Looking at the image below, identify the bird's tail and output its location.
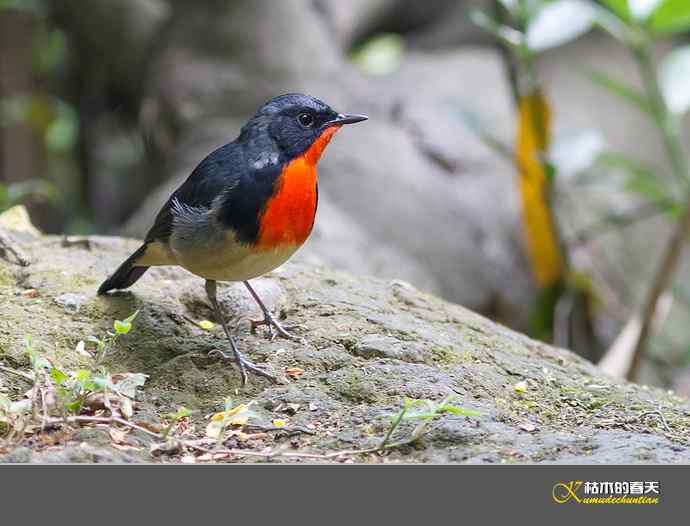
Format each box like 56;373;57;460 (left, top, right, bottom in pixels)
98;244;150;295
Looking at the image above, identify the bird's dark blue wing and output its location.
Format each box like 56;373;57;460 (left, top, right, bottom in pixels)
145;140;284;245
145;142;242;243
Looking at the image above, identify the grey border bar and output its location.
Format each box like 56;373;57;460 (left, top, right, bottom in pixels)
0;465;684;523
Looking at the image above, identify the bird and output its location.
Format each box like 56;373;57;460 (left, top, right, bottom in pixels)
98;93;367;385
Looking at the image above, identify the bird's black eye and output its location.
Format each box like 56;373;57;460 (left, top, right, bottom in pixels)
298;112;315;128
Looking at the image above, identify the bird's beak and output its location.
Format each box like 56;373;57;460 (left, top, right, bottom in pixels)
327;113;369;126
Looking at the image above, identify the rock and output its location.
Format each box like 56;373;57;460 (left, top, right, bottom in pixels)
2;226;690;464
353;334;425;363
0;205;41;237
54;293;89;313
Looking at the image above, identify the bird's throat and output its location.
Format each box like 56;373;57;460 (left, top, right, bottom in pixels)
255;126;341;250
303;125;341;165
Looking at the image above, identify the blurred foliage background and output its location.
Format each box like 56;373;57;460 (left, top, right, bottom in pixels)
3;0;690;393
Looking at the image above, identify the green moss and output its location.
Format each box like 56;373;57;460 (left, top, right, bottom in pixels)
429;346;473;366
0;266;15;287
335;369;382;404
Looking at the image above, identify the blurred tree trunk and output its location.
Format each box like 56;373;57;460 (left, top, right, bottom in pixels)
0;8;41;185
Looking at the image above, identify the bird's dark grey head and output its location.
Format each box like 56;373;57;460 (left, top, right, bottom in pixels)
239;93;367;160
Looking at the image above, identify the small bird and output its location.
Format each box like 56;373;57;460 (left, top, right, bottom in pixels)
98;93;367;384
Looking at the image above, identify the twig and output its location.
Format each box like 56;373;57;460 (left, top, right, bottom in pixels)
244;424;316;436
185;435;421;461
637;410;671;433
627;205;690;380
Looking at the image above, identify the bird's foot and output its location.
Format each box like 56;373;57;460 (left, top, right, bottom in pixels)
208;348;279;385
250;311;301;342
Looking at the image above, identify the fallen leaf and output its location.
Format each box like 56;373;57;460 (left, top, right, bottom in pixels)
22;289;39;298
199;320;215;330
514;381;528;393
108;427;128;444
285;367;305;379
120;397;134;419
519;422;537;433
206;402;255;438
272;419;287;427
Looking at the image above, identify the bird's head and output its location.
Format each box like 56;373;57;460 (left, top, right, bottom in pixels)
240;93;367;165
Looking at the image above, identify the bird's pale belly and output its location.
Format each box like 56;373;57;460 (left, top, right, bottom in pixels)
171;234;301;282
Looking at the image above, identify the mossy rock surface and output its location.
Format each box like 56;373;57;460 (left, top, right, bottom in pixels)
1;216;690;463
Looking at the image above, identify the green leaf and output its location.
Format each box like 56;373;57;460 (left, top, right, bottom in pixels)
113;320;131;335
89;375;110;392
402;410;438;421
623;171;672;205
585;68;651;114
49;367;69;385
601;0;632;20
597;152;677;212
659;45;690;115
65;400;82;413
650;0;690;34
113;310;139;334
123;310;139;324
168;407;193;420
526;0;595;52
629;0;664;21
441;405;481;417
74;369;92;383
598;151;663;176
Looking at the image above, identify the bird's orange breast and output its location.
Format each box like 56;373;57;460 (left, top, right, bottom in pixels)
255;126;340;251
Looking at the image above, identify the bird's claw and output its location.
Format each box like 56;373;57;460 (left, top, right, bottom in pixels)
250;314;301;342
208;349;279;385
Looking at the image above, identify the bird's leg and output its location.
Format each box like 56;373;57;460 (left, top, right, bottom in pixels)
244;280;299;341
205;280;277;385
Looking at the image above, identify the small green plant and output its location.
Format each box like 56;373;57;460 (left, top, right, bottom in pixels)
380;396;480;449
48;310;143;416
161;407;193;441
0;311;146;445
